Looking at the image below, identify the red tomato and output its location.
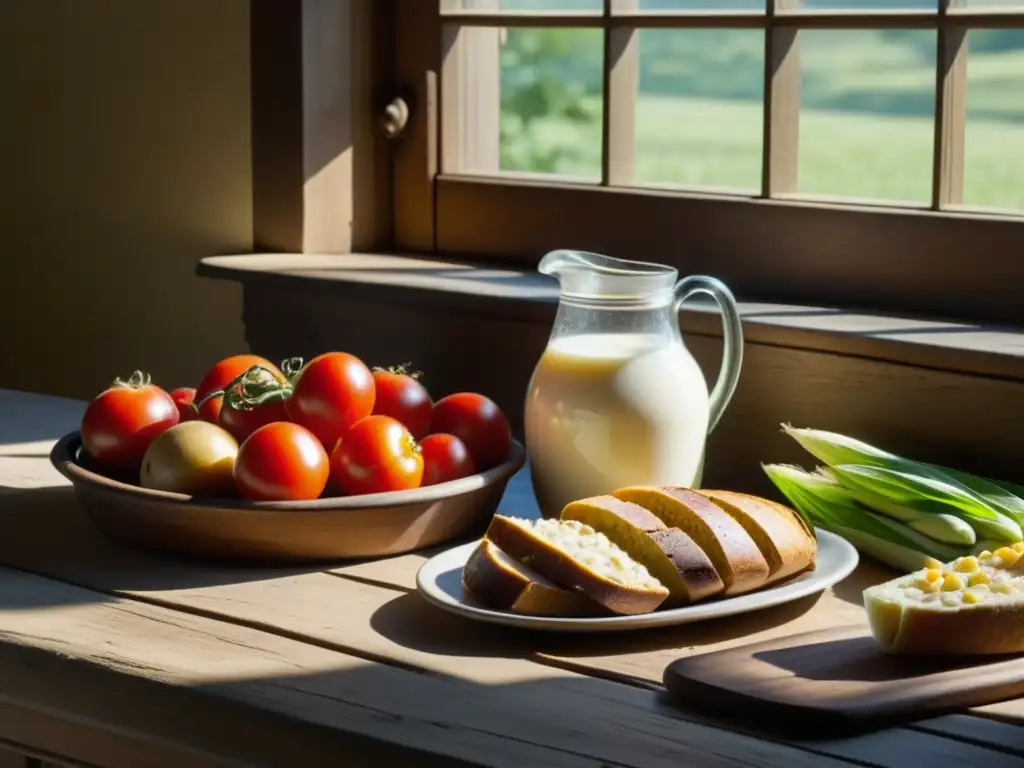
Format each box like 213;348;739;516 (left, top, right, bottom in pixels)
170;387;199;422
80;372;179;470
234;422;329;501
196;354;284;423
371;367;432;439
429;393;511;470
218;399;290;443
285;352;375;451
420;433;476;486
330;415;423;496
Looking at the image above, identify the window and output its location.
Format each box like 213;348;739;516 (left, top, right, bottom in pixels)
391;1;1024;326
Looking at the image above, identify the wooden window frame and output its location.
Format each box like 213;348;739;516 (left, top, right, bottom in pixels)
389;2;1024;326
248;2;1024;327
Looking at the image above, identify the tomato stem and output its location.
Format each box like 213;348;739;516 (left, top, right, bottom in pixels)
112;370;152;389
195;365;293;412
280;357;305;382
373;362;424;380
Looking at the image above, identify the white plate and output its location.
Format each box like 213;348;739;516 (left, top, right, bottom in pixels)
415;528;859;632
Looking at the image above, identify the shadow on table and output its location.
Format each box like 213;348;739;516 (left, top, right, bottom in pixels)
370;586;823;663
17;630;891;768
0;485;337;600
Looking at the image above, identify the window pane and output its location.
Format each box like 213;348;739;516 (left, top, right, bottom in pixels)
961;1;1024;7
633;0;764;9
797;29;936;204
633;29;764;191
499;28;604;179
798;1;936;8
964;28;1024;211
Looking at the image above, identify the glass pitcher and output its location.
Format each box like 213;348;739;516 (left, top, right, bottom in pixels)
524;250;744;519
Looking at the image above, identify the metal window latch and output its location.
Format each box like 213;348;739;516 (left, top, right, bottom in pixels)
379;96;410;139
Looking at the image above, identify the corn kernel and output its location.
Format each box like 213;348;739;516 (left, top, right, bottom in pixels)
917;578;942;594
992;582;1012;594
923;557;943;569
941;572;964;591
1013;542;1024;554
968;571;990;587
994;547;1020;567
963;590;985;605
979;550;993;559
953;556;979;573
925;568;942;582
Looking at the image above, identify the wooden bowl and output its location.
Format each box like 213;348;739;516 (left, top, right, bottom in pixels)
50;431;525;565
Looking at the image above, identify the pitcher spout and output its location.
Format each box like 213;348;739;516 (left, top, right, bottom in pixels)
538;249;603;279
537;249;677;305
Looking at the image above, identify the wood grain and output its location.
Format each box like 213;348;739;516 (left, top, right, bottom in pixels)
2;389;1021;765
251;0;389;253
432;175;1024;327
200;252;1024;380
392;0;440;251
0;567;859;768
664;625;1024;732
0;489;1015;767
0;460;1012;764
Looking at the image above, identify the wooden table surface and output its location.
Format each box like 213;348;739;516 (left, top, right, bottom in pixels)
0;388;1022;768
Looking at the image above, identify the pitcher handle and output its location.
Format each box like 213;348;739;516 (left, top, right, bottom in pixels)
674;275;744;433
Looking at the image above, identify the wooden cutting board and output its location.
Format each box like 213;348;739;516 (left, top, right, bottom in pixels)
663;624;1024;732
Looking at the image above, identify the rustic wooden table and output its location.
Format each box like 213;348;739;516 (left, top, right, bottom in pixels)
0;388;1022;768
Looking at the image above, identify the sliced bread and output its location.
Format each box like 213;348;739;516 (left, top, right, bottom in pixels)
482;515;669;615
700;490;817;585
560;495;724;605
461;539;602;617
612;486;770;596
864;545;1024;655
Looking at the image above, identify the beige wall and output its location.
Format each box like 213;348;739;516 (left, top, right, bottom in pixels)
0;1;252;401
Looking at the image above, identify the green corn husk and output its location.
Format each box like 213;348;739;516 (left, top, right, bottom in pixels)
930;465;1024;525
763;464;966;571
816;467;976;545
782;425;1024;527
906;515;977;546
828;464;1022;543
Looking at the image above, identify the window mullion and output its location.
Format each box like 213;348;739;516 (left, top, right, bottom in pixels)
933;0;969;209
762;0;801;198
603;0;639;186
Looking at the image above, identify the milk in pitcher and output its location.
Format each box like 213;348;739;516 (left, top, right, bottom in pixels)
525;331;709;518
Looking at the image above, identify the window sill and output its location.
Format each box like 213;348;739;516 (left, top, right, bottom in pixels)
199;253;1024;382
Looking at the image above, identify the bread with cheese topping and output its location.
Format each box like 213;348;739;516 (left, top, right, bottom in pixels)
864;545;1024;655
482;515;669;615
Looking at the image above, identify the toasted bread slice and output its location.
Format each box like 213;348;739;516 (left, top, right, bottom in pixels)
483;515;669;615
700;490;817;585
864;546;1024;655
461;539;602;617
612;486;770;596
561;495;724;605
